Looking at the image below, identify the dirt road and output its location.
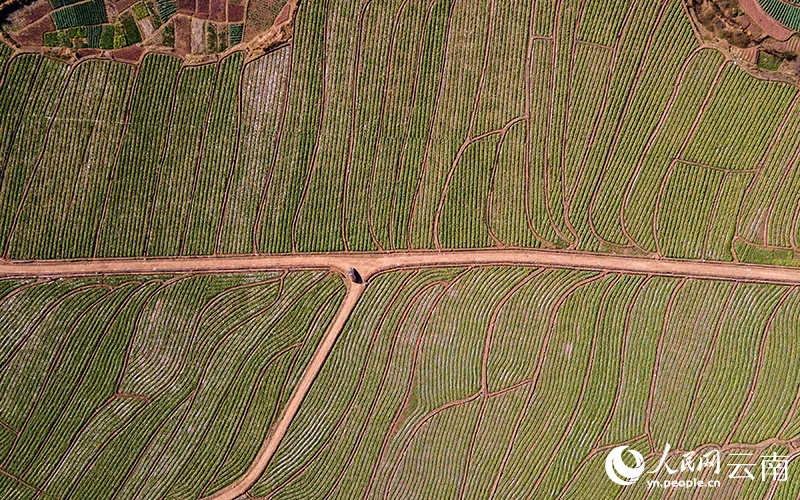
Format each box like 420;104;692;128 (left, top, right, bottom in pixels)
5;248;800;499
3;248;800;284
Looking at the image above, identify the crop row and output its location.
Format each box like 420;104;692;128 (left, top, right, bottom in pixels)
0;271;344;498
252;267;800;498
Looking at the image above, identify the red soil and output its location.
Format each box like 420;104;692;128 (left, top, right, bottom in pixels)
19;1;52;26
112;45;145;63
209;0;226;22
274;0;291;24
739;0;795;41
11;16;54;47
115;0;138;13
227;2;244;22
76;48;103;58
195;0;210;18
173;15;192;54
177;0;194;14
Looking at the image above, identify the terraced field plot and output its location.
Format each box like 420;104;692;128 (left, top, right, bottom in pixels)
0;271;344;498
1;0;800;264
252;267;800;499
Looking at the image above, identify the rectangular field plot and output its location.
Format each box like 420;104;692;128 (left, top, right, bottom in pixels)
250;267;800;499
0;271;344;499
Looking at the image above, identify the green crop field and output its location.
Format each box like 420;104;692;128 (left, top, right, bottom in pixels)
251;268;800;499
2;0;800;497
0;271;344;498
0;0;799;264
4;268;800;498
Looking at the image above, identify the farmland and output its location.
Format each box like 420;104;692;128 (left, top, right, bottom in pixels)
0;0;798;264
5;265;800;497
3;0;800;497
0;271;344;498
250;267;800;499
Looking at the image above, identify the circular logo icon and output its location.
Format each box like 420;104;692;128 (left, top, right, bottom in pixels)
605;445;645;486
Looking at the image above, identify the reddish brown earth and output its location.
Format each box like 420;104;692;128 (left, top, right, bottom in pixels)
274;0;292;24
177;0;194;14
76;47;103;57
12;15;53;47
210;0;226;22
738;0;795;41
114;0;138;13
19;1;51;25
112;45;145;62
195;0;210;19
227;2;244;22
173;15;192;54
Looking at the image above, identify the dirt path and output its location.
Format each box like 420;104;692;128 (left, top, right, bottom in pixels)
5;247;800;498
4;248;800;284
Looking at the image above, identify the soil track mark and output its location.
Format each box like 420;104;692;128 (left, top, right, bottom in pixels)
6;248;800;285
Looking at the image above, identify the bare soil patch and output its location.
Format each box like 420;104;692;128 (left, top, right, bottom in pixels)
174;14;192;54
11;14;53;47
190;16;204;54
687;0;800;84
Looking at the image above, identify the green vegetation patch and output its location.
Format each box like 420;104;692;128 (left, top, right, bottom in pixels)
86;24;102;47
757;50;784;71
228;23;243;45
0;271;344;498
43;31;61;47
131;1;149;20
119;12;142;45
156;0;177;21
162;21;174;47
99;23;115;49
735;239;800;266
43;27;88;47
50;0;107;30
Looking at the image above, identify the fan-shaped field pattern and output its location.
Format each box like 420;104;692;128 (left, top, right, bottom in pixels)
250;267;800;499
4;0;800;265
0;271;345;499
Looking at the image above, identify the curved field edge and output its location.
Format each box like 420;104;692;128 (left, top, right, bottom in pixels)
249;266;800;499
1;0;800;266
0;270;346;499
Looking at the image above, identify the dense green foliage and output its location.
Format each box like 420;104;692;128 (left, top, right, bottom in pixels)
0;271;344;498
50;0;108;30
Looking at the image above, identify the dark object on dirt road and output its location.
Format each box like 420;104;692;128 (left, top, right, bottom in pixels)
348;268;362;284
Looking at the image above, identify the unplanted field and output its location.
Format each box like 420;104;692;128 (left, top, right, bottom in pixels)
250;267;800;499
2;0;800;265
0;271;344;499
